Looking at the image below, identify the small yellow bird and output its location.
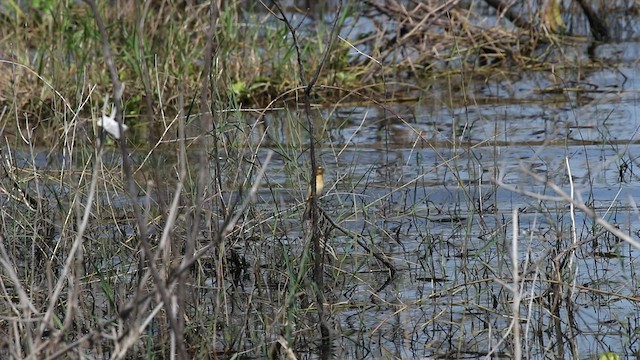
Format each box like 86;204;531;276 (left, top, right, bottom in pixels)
304;166;324;219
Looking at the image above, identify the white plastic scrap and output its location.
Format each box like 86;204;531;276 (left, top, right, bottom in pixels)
98;103;128;139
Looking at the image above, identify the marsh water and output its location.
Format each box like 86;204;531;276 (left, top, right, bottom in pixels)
9;49;640;359
5;2;640;358
246;51;640;358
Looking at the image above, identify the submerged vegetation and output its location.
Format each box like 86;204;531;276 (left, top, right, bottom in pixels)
1;0;639;359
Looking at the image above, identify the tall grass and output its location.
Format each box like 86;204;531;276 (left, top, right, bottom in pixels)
1;0;638;359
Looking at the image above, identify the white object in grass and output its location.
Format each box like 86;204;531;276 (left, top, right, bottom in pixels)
98;104;128;139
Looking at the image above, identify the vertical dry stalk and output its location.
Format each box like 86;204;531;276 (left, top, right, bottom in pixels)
510;209;521;360
83;1;187;358
134;0;159;145
25;120;100;356
497;166;640;250
271;0;343;350
176;0;219;356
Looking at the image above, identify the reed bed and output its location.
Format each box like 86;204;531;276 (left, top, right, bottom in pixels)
0;0;638;359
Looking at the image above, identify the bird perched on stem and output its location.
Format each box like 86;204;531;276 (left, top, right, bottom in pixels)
304;166;324;219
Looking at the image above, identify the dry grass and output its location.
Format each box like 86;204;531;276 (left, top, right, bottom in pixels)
0;0;617;146
0;0;638;359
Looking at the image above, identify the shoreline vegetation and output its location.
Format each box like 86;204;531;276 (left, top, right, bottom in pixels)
0;0;617;146
0;1;637;359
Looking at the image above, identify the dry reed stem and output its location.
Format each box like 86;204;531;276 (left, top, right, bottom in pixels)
494;164;640;250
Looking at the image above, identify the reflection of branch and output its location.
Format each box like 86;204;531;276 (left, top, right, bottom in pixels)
493;165;640;250
574;0;609;41
483;0;533;30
